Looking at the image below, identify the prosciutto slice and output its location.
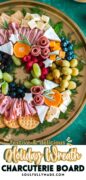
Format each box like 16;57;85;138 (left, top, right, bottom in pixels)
23;100;31;116
33;95;44;105
31;86;44;95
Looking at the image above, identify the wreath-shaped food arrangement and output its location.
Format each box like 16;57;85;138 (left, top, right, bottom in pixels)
0;8;85;136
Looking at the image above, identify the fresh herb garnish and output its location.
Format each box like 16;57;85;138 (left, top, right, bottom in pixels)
72;41;84;50
59;100;75;119
5;9;15;15
30;6;43;15
21;8;27;16
3;20;9;29
19;34;31;45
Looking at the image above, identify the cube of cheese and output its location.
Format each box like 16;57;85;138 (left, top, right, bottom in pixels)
46;106;60;122
59;104;67;113
11;10;23;20
21;19;29;27
28;19;37;29
31;14;41;21
41;15;50;23
37;21;45;30
24;13;31;20
1;13;10;23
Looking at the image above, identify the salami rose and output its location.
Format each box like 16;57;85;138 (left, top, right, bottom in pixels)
33;94;44;105
31;86;44;95
37;36;49;48
41;47;50;59
31;45;41;56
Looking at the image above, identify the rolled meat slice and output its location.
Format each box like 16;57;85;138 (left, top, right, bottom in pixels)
31;86;44;95
37;36;49;48
23;100;31;116
41;47;50;59
31;45;41;56
33;94;44;105
27;102;36;115
0;29;7;45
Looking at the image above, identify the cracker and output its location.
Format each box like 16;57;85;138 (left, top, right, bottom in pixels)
18;114;40;130
4;118;20;129
0;116;6;128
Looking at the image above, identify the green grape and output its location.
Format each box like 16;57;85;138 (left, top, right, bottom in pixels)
24;80;33;88
12;55;21;66
33;63;41;78
31;70;37;78
3;72;13;83
2;81;9;95
31;78;42;85
0;70;3;79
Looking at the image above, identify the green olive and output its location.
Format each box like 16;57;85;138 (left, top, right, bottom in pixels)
24;81;33;89
68;81;76;90
62;60;70;67
62;67;72;75
50;63;56;70
71;68;79;76
63;75;71;81
56;86;65;92
52;69;60;79
70;59;78;67
46;73;53;80
60;80;69;88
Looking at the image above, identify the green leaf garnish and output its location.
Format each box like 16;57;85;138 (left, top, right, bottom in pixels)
30;6;43;15
21;8;27;16
72;41;84;50
4;9;15;15
19;34;31;45
3;20;9;29
54;21;63;35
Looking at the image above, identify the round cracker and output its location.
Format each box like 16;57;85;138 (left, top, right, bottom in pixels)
18;114;40;130
4;118;20;129
0;116;6;128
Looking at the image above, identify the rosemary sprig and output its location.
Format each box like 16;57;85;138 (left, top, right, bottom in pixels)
3;20;9;29
19;34;31;46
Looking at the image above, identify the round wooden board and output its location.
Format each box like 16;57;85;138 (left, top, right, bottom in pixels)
0;0;86;143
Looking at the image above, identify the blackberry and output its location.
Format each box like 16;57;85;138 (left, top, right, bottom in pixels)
0;52;14;72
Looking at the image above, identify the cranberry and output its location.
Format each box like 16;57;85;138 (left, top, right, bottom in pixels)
22;54;31;63
40;74;46;80
31;56;38;63
42;67;48;75
25;61;33;72
38;61;45;68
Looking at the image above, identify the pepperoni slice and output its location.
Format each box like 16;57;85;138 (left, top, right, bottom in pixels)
37;36;49;48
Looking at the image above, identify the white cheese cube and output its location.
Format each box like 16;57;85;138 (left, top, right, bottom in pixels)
0;42;13;55
28;19;37;29
37;21;45;30
41;15;50;23
49;50;60;55
24;93;33;103
59;104;67;113
46;106;60;122
44;79;59;90
24;13;31;20
43;58;53;68
63;98;71;107
31;14;41;21
44;27;61;41
36;105;49;123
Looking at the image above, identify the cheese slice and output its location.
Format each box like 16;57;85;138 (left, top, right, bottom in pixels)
43;58;53;68
49;50;60;55
41;15;50;23
36;105;49;123
24;93;33;103
0;42;13;55
31;14;40;21
9;34;19;44
59;104;67;113
44;27;61;41
44;79;59;90
46;106;60;122
28;19;37;29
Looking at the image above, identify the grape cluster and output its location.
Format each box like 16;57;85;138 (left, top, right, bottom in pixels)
61;37;74;61
0;52;14;72
8;82;28;98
